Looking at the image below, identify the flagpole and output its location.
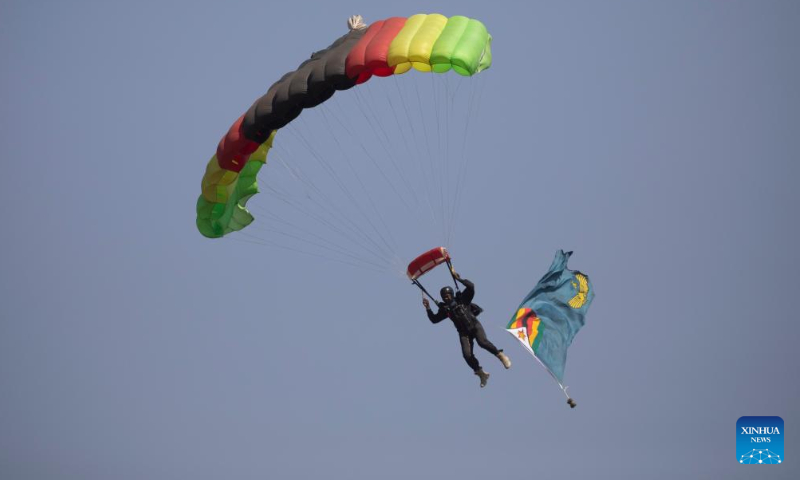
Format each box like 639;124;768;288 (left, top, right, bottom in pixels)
504;327;577;409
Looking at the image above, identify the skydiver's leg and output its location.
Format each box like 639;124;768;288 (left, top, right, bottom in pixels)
474;321;512;369
473;321;501;355
459;334;480;371
461;334;490;387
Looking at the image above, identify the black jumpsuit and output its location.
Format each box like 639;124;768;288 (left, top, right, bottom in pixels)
426;277;502;372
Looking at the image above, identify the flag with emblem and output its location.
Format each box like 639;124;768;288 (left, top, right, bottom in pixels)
506;250;594;406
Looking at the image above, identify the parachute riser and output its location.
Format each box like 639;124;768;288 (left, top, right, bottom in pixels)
412;279;438;304
445;259;460;292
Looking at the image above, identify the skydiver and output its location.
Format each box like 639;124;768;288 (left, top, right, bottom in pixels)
423;272;511;388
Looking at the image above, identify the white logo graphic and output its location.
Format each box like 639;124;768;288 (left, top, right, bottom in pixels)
739;449;782;464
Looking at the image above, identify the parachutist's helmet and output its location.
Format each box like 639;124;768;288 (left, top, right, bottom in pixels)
440;286;454;302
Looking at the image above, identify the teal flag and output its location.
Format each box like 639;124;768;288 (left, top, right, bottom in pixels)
506;250;594;404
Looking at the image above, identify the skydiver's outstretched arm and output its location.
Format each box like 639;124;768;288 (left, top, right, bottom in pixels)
423;298;448;324
455;275;475;304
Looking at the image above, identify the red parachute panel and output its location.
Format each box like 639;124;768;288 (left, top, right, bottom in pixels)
346;20;384;82
217;115;260;172
364;17;406;77
407;247;450;280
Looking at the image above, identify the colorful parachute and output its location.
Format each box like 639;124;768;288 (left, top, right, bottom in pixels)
506;250;595;408
197;14;493;238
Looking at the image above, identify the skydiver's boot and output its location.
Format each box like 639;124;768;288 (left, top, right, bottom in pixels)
496;351;512;369
475;369;490;388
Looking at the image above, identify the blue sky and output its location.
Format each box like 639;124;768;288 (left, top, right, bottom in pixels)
1;1;798;478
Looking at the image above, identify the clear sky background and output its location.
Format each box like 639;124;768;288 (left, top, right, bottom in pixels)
1;1;798;478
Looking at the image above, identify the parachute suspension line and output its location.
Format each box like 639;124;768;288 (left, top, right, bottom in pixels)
248;205;389;270
447;75;466;247
245;220;391;271
443;77;467;248
458;75;486;233
443;74;454;248
260;150;393;267
351;88;398;163
393;76;439;229
433;77;449;246
255;74;484;272
232;231;387;274
266;141;393;263
447;76;484;248
371;79;438;221
352;86;418;209
346;89;414;211
430;72;447;245
410;79;437;203
447;88;472;247
443;74;458;249
445;71;466;245
315;94;356;137
382;79;438;230
285;123;399;260
437;74;454;247
431;71;443;187
449;72;464;102
373;76;448;246
318;104;399;214
260;155;359;251
250;200;378;268
271;133;397;263
315;104;407;268
294;117;402;266
291;115;396;244
319;96;413;218
413;78;446;244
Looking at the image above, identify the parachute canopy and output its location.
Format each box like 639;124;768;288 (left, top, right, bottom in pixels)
197;14;493;238
407;247;451;280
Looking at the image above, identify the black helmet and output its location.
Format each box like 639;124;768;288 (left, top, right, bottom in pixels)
440;286;454;300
